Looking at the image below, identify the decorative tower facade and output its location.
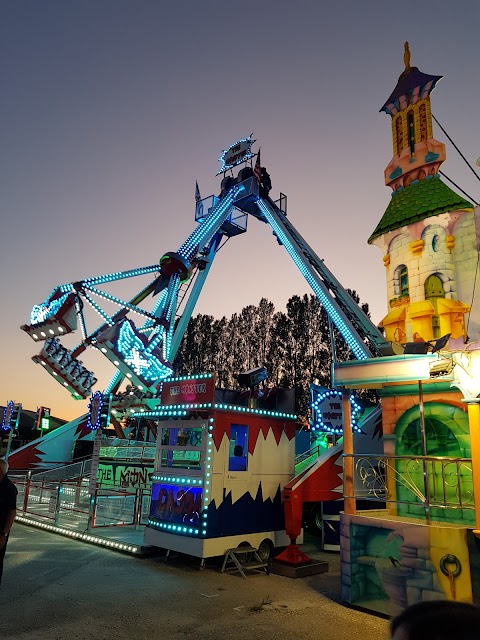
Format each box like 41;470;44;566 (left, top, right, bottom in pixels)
369;43;479;346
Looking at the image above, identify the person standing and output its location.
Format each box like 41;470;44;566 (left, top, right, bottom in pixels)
0;458;17;587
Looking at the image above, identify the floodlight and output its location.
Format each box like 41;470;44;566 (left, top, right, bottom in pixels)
430;333;451;353
404;342;430;355
236;367;268;388
378;342;405;356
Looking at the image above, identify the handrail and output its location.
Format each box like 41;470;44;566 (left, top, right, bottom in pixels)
30;458;92;483
295;444;322;464
13;473;151;530
99;441;155;463
343;452;474;514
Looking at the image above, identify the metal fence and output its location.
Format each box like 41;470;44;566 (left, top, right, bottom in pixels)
99;440;155;463
344;453;474;515
29;458;92;484
12;474;151;531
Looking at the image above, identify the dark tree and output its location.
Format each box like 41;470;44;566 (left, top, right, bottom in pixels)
173;290;377;419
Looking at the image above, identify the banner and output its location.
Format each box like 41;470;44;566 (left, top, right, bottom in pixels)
97;462;154;489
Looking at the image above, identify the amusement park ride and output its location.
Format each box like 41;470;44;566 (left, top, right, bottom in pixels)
12;136;392;562
20;136;391;406
7;44;480;609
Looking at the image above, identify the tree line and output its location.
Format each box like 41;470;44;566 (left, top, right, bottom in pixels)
173;291;374;419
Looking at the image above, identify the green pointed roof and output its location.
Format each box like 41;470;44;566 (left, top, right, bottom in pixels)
369;176;473;243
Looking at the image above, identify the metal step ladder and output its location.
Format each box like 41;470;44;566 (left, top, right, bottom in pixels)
221;546;269;579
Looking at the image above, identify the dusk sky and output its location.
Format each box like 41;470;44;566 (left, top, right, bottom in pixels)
1;1;479;421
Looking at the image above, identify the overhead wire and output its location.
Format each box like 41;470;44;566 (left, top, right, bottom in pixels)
432;114;480;183
466;250;479;339
439;170;479;206
432;113;480;338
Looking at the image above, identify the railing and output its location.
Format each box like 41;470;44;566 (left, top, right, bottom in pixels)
295;443;324;465
99;439;155;463
344;453;474;515
12;475;151;531
93;487;151;527
29;457;92;484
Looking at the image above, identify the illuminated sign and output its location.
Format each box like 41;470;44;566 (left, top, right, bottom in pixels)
22;292;78;340
87;391;105;430
1;401;14;431
150;483;202;525
95;319;173;392
161;375;216;405
217;136;255;175
310;387;361;434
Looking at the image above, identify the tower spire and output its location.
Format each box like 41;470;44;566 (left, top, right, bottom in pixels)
403;41;411;73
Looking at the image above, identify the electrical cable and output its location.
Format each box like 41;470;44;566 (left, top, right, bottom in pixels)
432;114;480;333
439;171;479;205
433;114;480;183
466;249;480;338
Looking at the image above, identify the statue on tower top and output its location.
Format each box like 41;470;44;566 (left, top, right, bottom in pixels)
403;41;411;73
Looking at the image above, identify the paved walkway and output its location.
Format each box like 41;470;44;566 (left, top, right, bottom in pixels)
1;525;389;640
16;511;149;555
16;510;330;567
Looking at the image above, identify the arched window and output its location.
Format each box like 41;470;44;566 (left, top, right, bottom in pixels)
408;111;415;157
395;115;404;153
400;266;409;297
419;103;428;142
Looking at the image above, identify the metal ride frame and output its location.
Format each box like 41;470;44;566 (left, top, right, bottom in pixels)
22;162;391;405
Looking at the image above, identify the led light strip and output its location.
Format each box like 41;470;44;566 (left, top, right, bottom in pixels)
152;475;203;484
178;184;244;261
141;289;168;331
162;373;214;382
83;285;159;321
202;417;214;535
131;404;211;418
213;403;296;419
83;264;159;287
256;198;369;360
15;516;142;555
147;518;200;536
132;403;296;420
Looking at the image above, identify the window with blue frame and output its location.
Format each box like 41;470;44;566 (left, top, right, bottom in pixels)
400;265;409;296
229;424;248;471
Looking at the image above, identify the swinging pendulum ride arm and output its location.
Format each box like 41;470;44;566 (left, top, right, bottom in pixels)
105;230;225;392
253;196;389;360
23;183;245;399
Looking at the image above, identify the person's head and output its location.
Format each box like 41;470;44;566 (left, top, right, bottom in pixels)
391;600;480;640
233;445;243;457
0;458;8;480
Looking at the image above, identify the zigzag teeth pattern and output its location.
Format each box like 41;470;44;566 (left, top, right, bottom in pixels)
211;430;295;507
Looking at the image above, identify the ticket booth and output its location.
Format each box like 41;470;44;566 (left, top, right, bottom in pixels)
144;374;298;560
